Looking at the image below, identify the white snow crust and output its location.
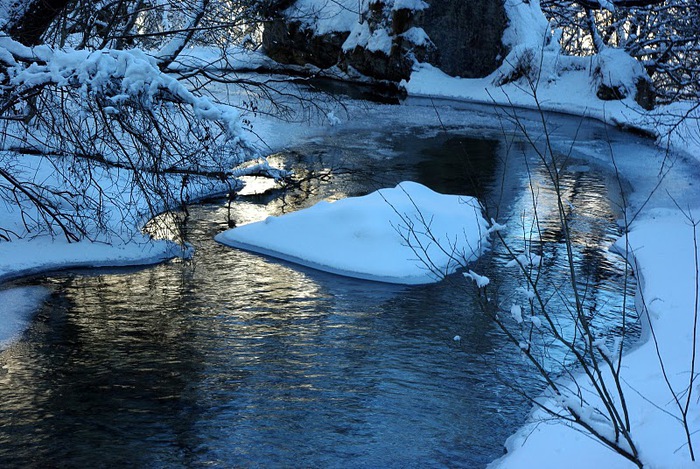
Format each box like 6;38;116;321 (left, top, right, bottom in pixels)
284;0;358;35
215;182;489;284
593;47;648;98
0;238;187;285
400;27;430;47
392;0;428;11
343;21;394;55
286;0;428;36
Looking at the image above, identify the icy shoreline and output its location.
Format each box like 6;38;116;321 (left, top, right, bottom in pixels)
489;215;700;469
405;63;700;165
401;61;700;469
0;237;189;285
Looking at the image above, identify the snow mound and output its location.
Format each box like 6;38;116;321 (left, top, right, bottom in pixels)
592;47;648;99
215;182;489;284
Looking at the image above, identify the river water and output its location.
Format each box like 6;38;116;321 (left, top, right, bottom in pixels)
0;111;637;467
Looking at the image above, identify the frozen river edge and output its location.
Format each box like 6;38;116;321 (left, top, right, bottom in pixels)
404;69;700;467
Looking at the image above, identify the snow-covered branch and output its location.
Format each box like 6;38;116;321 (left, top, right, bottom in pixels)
0;1;291;242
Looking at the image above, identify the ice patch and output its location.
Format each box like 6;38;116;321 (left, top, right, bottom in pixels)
0;286;50;349
215;181;489;285
0;237;188;283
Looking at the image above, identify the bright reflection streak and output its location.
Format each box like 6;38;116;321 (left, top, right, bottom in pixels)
237;176;278;196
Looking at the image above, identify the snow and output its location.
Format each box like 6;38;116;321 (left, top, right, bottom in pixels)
404;62;700;169
406;61;606;123
343;22;372;53
284;0;359;36
492;216;700;469
284;0;430;57
154;0;205;64
343;22;393;55
0;237;188;285
285;0;428;36
464;270;490;288
215;182;489;285
392;0;428;11
592;47;649;98
400;27;431;47
510;304;523;324
4;37;247;138
506;252;542;269
281;0;428;58
163;45;279;72
365;28;393;54
502;0;551;51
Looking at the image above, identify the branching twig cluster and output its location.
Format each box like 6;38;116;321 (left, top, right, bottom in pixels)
541;0;700;103
0;0;341;243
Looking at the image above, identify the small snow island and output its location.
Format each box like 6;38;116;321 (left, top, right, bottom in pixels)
215;181;490;284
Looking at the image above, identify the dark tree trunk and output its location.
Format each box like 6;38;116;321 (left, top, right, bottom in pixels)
6;0;71;45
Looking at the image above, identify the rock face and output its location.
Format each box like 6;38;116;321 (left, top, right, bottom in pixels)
418;0;507;78
262;0;508;82
263;20;349;71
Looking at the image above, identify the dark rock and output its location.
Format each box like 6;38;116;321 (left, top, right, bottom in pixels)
634;77;656;110
261;0;509;82
596;83;626;101
418;0;508;78
342;45;412;82
262;19;349;70
596;77;656;110
392;8;413;35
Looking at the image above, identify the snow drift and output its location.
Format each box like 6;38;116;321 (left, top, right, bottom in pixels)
215;181;489;284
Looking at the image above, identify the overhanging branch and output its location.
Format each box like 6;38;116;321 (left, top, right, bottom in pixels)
575;0;665;8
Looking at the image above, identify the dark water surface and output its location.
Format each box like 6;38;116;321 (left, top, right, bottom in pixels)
1;124;635;467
